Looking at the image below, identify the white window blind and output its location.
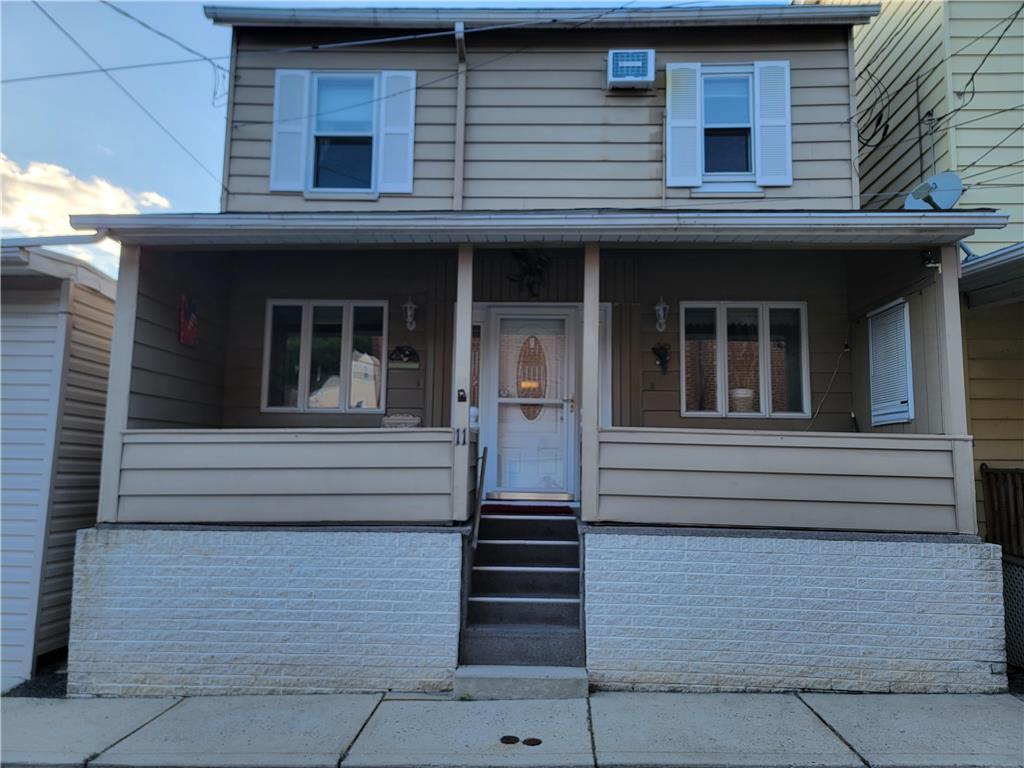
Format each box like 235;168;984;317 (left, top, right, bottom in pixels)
868;300;914;426
269;70;311;191
753;60;792;187
665;63;702;187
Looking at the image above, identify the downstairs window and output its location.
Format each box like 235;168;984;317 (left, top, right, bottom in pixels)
680;301;810;417
263;300;387;413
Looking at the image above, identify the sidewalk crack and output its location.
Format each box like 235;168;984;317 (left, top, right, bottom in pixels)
795;692;871;768
84;696;184;766
337;692;385;767
586;694;598;768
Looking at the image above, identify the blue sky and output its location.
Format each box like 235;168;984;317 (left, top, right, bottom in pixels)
1;0;786;274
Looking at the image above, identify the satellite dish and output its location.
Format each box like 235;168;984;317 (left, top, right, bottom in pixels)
904;171;964;210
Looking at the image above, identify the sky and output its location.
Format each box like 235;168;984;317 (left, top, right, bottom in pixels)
0;0;788;275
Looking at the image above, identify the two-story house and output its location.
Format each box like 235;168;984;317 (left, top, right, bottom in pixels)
66;3;1010;697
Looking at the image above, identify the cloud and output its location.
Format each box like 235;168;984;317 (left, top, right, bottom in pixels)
0;153;171;276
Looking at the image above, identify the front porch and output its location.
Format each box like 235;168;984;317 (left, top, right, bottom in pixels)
100;235;977;535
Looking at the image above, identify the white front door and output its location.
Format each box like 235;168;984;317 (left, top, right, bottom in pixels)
481;307;578;500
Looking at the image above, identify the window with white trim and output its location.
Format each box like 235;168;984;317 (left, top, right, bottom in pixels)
262;300;388;413
666;61;792;189
868;299;914;426
680;302;810;417
269;69;416;195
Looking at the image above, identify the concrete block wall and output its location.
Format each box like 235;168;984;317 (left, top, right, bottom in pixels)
585;530;1007;693
68;528;462;696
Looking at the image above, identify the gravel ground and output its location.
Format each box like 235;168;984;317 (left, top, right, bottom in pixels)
2;650;68;698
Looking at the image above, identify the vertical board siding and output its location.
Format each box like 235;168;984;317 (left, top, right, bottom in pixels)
36;284;114;655
219;250;455;428
965;300;1024;536
226;27;855;212
116;429;455;522
0;283;65;688
596;428;964;532
128;251;230;429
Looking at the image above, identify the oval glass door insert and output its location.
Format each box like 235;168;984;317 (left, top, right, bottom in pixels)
516;334;547;421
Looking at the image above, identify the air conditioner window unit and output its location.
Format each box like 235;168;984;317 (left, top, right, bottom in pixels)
607;49;655;89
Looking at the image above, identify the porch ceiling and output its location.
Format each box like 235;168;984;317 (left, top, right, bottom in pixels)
68;210;1008;249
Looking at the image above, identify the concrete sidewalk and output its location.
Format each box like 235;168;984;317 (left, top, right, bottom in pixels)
2;691;1021;768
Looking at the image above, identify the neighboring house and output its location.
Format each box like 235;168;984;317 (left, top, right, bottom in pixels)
0;242;115;692
845;0;1023;254
843;0;1023;534
66;3;1012;697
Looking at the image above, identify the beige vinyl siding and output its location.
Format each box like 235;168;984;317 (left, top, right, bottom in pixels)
596;427;966;532
846;250;945;434
853;0;952;209
225;27;856;212
0;281;65;688
947;0;1024;254
965;300;1024;536
116;429;455;522
36;284;113;656
128;251;230;429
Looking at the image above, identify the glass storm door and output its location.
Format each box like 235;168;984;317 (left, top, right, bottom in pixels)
484;309;577;500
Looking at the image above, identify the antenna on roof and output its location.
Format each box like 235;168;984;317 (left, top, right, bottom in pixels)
903;171;964;211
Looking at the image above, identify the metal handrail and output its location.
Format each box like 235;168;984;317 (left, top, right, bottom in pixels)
471;446;488;551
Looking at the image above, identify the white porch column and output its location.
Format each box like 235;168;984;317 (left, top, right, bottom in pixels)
451;244;474;521
96;244;140;523
581;244;601;521
936;243;975;534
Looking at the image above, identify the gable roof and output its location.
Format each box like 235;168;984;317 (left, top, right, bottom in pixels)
1;240;117;299
204;3;880;29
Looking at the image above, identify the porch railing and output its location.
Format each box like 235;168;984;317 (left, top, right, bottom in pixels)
114;428;457;524
591;427;976;534
981;464;1024;559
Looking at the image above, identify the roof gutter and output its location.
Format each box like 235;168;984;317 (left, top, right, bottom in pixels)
203;4;880;29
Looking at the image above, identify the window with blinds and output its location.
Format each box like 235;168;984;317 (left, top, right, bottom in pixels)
868;299;914;426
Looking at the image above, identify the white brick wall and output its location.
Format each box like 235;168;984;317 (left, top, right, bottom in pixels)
585;532;1006;693
69;528;462;696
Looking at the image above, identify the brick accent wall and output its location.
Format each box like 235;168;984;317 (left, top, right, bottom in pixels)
584;531;1006;693
68;528;462;696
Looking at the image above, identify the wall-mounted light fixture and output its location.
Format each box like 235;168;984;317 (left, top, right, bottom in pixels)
654;296;669;332
402;297;418;331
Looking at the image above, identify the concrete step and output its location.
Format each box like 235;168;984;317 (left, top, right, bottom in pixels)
459;624;585;666
478;514;579;541
474;540;580;567
468;595;580;626
453;665;589;700
472;565;580;596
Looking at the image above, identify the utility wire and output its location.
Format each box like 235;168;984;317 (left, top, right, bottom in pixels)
3;0;712;85
99;0;228;105
31;1;227;194
960;125;1024;175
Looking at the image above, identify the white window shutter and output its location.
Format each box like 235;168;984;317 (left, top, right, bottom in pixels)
754;61;792;187
868;300;914;426
269;70;311;191
665;63;702;187
378;70;417;193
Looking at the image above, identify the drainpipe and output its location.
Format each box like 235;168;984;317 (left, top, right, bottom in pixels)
453;21;467;211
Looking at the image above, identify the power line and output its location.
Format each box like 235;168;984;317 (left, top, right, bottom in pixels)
2;0;713;86
859;102;1024;155
99;0;228;105
30;1;226;194
959;125;1024;176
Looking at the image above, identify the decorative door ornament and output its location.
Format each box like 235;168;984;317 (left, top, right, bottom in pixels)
508;250;550;298
516;334;547;421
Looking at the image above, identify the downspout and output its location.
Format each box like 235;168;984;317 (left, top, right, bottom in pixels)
453;21;467;211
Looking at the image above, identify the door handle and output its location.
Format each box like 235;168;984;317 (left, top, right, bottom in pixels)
562;396;575;413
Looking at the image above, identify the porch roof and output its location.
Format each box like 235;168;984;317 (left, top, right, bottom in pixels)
69;210;1008;249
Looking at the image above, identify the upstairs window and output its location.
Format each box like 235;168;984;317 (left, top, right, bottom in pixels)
269;70;416;195
680;302;809;418
263;300;388;413
666;61;792;189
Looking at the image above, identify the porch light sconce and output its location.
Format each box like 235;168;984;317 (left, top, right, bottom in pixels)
652;342;671;375
402;297;418;331
654;296;669;332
